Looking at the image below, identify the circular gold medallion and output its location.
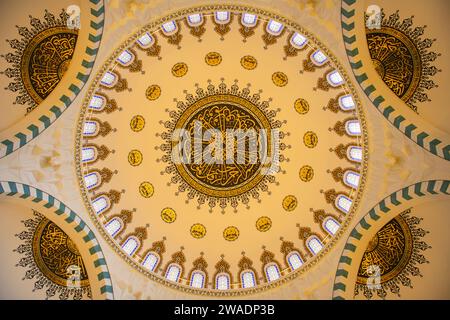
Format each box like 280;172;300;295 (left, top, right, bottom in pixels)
272;72;288;87
223;226;239;241
190;223;206;239
128;150;143;166
205;52;222;66
294;98;310;114
172;62;188;77
299;165;314;182
282;195;298;212
303;131;318;148
145;85;161;101
130;115;145;132
240;55;257;70
161;207;176;223
256;216;272;232
139;181;154;198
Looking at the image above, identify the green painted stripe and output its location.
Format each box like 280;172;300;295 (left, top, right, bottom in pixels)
429;139;441;155
27;124;39;138
443;145;450;161
393;115;405;129
90;20;104;31
97;271;111;280
355;73;368;84
372;95;384;107
368;208;380;221
413;183;425;196
60;95;71;108
350;228;362;240
336;269;349;278
75;219;86;232
0;183;4;193
50;106;62;118
333;296;345;300
89;244;102;254
82;60;94;69
91;6;105;17
65;210;76;223
100;285;114;294
341;21;354;31
83;230;95;242
2;140;14;155
416;132;429;147
55;202;66;215
339;256;352;265
427;180;438;194
69;84;80;95
402;187;412;200
379;199;390;213
44;195;55;208
350;60;362;69
20;184;30;199
33;189;43;202
344;243;356;252
346;48;359;57
343;34;356;44
382;106;394;118
89;33;102;43
440;181;449;194
390;193;401;206
7;181;18;195
341;8;355;19
39;115;51;128
77;72;89;82
94;258;107;268
333;282;346;291
343;0;356;5
14;133;27;147
404;124;417;138
360;217;371;230
85;46;99;56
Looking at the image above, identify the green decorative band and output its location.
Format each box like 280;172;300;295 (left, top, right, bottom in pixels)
332;179;449;300
0;180;114;300
0;0;105;159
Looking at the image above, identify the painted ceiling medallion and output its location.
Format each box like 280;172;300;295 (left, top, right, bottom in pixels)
14;211;91;300
365;10;440;112
355;209;430;299
1;9;78;113
76;5;367;296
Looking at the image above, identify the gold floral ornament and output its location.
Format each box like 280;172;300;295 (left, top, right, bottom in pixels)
223;226;239;241
190;223;206;239
145;84;161;100
205;52;222;66
161;207;176;223
128;149;143;166
272;72;288;87
1;9;77;113
256;216;272;232
14;211;91;300
139;182;154;198
130;115;145;132
172;62;188;77
303;131;318;148
240;55;258;70
282;195;298;212
299;165;314;182
294;98;310;114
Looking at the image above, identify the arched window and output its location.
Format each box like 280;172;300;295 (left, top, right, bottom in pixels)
311;49;327;66
117;49;134;66
266;19;284;35
190;271;206;289
105;217;123;237
214;11;230;24
187;13;203;27
161;21;177;34
84;172;99;190
81;147;96;163
290;32;308;49
264;263;281;282
344;170;360;188
215;273;231;290
83;121;98;136
345;120;361;136
323;217;340;236
241;13;257;27
89;94;106;111
122;236;140;256
100;71;117;87
307;236;323;255
347;146;363;162
241;270;256;288
338;94;355;111
336;195;352;214
91;196;109;215
286;252;303;271
326;70;345;87
136;32;154;48
165;264;182;282
142;252;160;272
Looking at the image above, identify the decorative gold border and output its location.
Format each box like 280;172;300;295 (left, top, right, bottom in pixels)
75;4;369;296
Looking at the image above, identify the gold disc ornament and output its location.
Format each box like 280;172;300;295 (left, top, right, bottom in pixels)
272;72;288;87
145;85;161;100
223;226;240;241
190;223;206;239
161;207;176;223
240;55;257;70
299;165;314;182
282;195;298;212
139;181;154;198
128;150;143;166
130;115;145;132
303;131;318;148
294;98;310;114
172;62;188;77
205;52;222;66
256;216;272;232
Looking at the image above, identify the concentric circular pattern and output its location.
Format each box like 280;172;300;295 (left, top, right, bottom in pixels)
76;5;368;295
